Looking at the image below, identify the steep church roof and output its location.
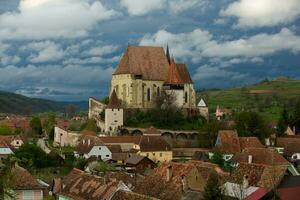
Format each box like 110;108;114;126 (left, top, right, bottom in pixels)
166;58;184;85
176;63;193;84
107;90;122;109
113;46;170;81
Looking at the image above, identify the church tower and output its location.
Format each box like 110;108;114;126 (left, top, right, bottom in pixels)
105;90;123;135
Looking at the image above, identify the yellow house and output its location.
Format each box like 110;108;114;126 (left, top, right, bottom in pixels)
133;135;173;163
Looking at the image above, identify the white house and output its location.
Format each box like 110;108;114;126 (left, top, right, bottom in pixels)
105;90;123;134
197;98;209;119
75;135;112;161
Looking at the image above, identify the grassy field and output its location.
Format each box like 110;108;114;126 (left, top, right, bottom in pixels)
199;78;300;122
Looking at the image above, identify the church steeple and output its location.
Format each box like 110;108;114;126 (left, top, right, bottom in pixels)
166;44;171;64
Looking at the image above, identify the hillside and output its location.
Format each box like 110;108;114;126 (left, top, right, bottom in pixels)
199;78;300;122
0;91;87;114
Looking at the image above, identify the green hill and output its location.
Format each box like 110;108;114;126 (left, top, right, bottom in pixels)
0;91;87;114
199;78;300;122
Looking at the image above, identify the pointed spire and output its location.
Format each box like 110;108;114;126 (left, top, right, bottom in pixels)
166;44;171;64
107;89;122;109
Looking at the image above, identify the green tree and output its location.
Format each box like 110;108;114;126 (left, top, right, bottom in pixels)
30;116;43;136
210;152;225;167
277;107;289;136
203;171;224;200
235;111;270;140
0;157;16;199
44;112;56;140
85;119;98;132
202;121;224;148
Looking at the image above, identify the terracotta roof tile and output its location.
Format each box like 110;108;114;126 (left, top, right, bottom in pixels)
239;137;265;150
111;190;158;200
138;136;171;152
125;154;148;165
76;135;105;155
107;90;122;109
113;46;170;81
12;165;44;190
176;64;193;84
107;145;122;153
215;130;241;154
99;136;141;144
60;169;120;200
166;59;184;85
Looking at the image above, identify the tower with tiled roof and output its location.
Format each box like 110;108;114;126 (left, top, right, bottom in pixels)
105;89;123;134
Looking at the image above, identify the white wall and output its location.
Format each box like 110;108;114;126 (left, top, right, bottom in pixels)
54;126;79;147
86;145;112;161
105;108;123;134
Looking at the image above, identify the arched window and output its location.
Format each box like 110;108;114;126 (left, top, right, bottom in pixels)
147;88;151;101
157;87;160;97
185;92;188;103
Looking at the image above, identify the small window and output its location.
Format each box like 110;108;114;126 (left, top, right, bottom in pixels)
185;92;188;103
23;191;34;200
146;153;149;157
16;141;19;145
106;155;109;157
157;87;160;96
147;88;151;101
114;120;118;123
152;153;155;156
60;133;63;136
99;147;101;150
160;153;163;157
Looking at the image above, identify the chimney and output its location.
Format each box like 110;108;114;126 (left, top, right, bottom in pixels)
166;165;172;182
243;175;249;189
181;175;187;192
248;155;253;164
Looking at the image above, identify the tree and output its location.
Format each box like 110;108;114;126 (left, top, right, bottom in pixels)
151;90;184;127
44;112;56;140
203;172;224;200
277;107;289;136
30;116;43;136
65;104;76;118
0;157;16;199
202;121;224;148
85;119;98;132
235;111;270;141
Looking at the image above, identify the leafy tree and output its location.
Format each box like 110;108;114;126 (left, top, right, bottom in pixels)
30;116;43;136
210;152;225;167
65;104;76;118
277;107;289;136
203;172;225;200
235;111;270;140
14;143;60;169
44;112;56;140
0;157;16;199
100;96;109;104
89;161;116;175
202;121;224;148
85;119;98;132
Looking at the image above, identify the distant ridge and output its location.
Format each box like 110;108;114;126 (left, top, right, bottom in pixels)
0;91;87;114
198;77;300;122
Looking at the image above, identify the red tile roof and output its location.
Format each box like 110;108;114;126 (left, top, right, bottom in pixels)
12;165;44;190
111;190;158;200
278;186;300;200
176;63;193;84
215;130;241;154
76;135;105;154
107;90;122;109
166;58;183;85
138;136;171;152
239;137;264;150
114;46;170;81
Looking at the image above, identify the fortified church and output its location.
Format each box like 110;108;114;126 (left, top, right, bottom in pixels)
89;45;208;134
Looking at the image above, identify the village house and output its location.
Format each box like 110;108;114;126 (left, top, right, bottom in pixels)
54;168;156;200
124;154;156;173
215;106;232;121
197;98;209;119
0;135;25;161
11;165;46;200
213;130;265;161
75;134;112;161
53;126;80;147
276;136;300;162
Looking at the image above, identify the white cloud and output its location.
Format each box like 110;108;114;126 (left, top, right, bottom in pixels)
140;28;300;61
0;55;21;65
63;56;120;65
222;0;300;28
0;0;118;40
193;64;247;81
26;41;65;63
87;45;119;56
140;29;213;63
120;0;166;16
0;64;114;89
120;0;207;15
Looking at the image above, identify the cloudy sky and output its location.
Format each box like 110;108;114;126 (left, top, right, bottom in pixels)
0;0;300;101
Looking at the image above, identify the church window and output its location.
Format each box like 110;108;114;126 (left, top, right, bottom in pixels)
147;88;151;101
185;92;188;103
157;87;160;97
